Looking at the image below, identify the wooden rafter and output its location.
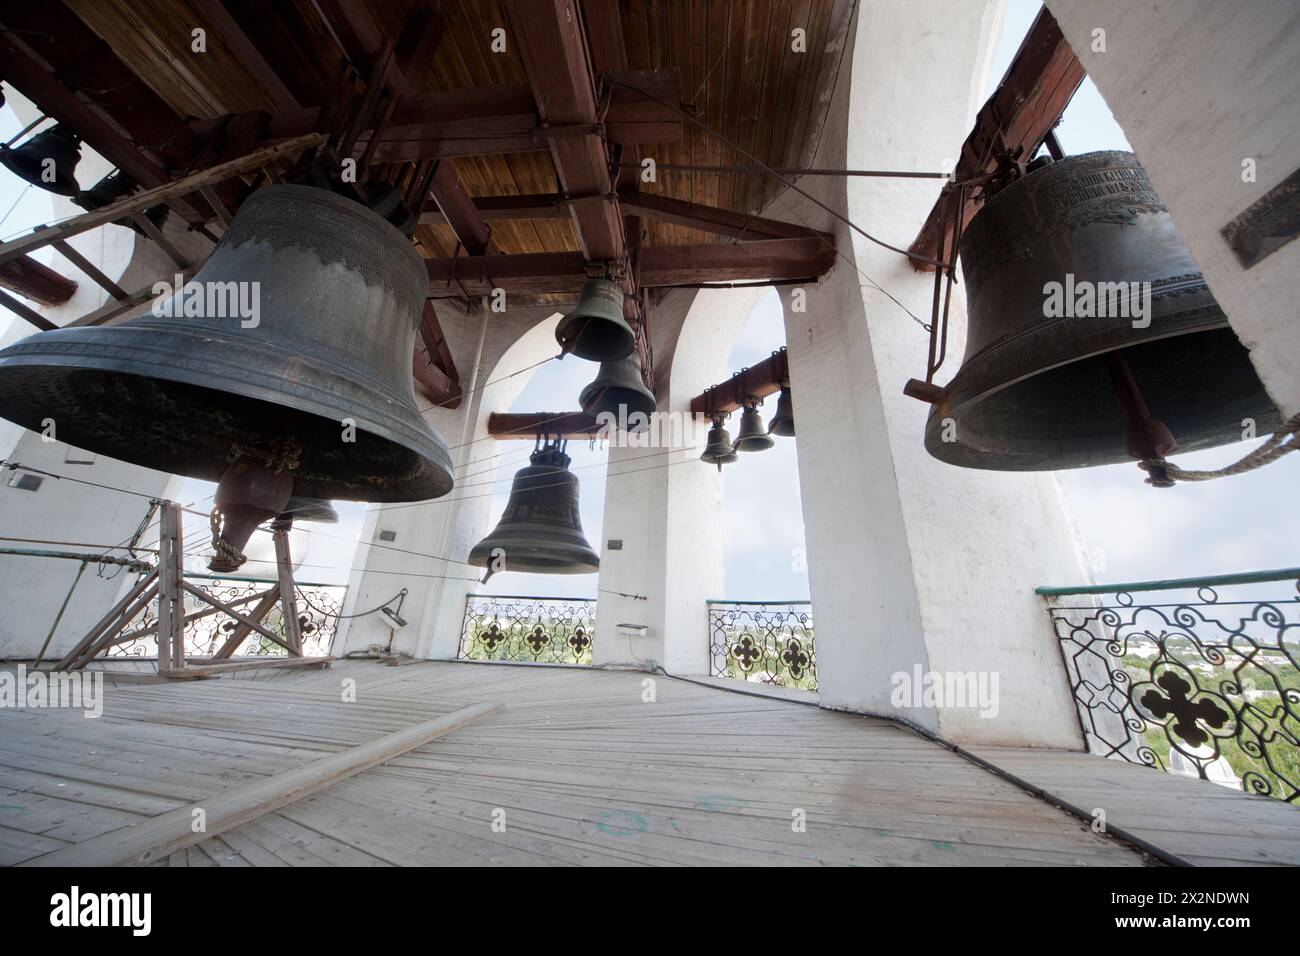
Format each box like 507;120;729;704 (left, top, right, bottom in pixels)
908;7;1085;268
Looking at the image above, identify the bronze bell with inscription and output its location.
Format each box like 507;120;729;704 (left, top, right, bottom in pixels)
920;151;1280;471
468;438;599;576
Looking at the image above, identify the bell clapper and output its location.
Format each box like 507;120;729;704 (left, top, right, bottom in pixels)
209;440;301;572
1103;351;1179;488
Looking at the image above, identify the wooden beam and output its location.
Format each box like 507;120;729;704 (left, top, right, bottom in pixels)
0;256;77;307
193;0;301;110
0;289;57;331
689;349;789;416
425;237;835;296
504;0;626;265
198;73;681;163
0;133;325;267
908;8;1085;268
419;190;823;241
488;412;604;440
22;703;503;866
428;161;491;254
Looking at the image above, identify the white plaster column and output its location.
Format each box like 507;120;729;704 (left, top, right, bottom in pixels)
775;0;1088;746
1047;0;1300;418
592;286;762;673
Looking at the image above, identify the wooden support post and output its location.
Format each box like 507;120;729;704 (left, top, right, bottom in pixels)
273;517;303;655
156;502;186;674
210;587;281;658
53;570;158;670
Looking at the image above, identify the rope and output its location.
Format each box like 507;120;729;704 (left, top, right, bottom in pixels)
208;506;245;570
1139;411;1300;486
298;588;406;621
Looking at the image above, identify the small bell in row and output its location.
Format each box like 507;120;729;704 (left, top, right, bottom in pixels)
700;416;738;470
0;124;81;196
768;384;795;437
468;436;600;578
579;350;656;427
733;401;774;452
555;277;636;361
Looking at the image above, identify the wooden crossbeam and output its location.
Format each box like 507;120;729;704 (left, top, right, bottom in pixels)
426;237;835;296
908;8;1085;268
0;256;77;307
505;0;626;268
488;412;604;440
689;349;789;416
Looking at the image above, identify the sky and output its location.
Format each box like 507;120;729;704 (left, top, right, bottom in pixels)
0;0;1295;601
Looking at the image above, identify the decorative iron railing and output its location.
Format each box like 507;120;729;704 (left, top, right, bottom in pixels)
708;600;816;691
1041;567;1300;803
459;594;596;665
108;575;346;660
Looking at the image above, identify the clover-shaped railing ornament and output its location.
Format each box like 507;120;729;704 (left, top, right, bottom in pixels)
781;638;810;679
481;621;506;651
731;635;763;671
1137;670;1230;748
526;624;549;653
568;626;591;654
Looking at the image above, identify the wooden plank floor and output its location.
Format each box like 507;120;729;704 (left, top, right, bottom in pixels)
971;746;1300;866
1;661;1154;866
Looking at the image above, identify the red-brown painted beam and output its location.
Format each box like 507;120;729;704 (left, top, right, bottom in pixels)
0;256;77;307
487;412;603;440
505;0;625;266
689;350;789;416
424;237;836;296
908;7;1085;268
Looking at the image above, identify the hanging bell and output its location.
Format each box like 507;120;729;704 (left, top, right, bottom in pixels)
555;277;636;361
0;184;455;504
72;170;169;232
468;438;599;575
0;124;81;196
579;351;656;426
700;417;737;470
924;150;1280;471
767;385;795;437
280;496;339;524
732;402;774;452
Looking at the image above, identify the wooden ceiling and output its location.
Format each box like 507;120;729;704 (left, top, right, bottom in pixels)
46;0;850;259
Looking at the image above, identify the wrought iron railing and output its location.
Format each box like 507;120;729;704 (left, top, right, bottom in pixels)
1041;567;1300;803
708;600;816;691
108;575;346;660
459;594;595;665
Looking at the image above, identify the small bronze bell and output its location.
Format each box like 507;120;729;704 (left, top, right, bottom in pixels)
468;438;600;576
0;124;81;196
768;386;795;437
700;417;738;470
732;402;774;452
72;170;169;232
555;278;636;361
579;351;656;426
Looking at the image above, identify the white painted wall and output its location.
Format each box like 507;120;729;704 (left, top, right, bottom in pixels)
1047;0;1300;418
770;0;1088;746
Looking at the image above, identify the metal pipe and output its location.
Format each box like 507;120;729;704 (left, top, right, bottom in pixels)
33;559;88;668
1036;566;1300;597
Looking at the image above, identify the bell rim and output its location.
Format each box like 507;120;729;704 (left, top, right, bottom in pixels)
0;328;454;501
0;150;80;196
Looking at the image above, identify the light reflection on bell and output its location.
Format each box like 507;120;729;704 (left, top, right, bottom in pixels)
768;386;795;437
732;402;774;452
700;418;737;470
579;351;656;427
468;438;599;577
0;124;81;196
0;184;454;502
555;278;636;361
924;150;1280;470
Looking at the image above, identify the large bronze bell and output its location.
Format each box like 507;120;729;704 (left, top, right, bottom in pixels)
732;402;774;452
469;438;599;576
579;351;656;425
555;278;636;361
0;184;454;504
924;150;1280;470
0;124;81;196
700;417;738;470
